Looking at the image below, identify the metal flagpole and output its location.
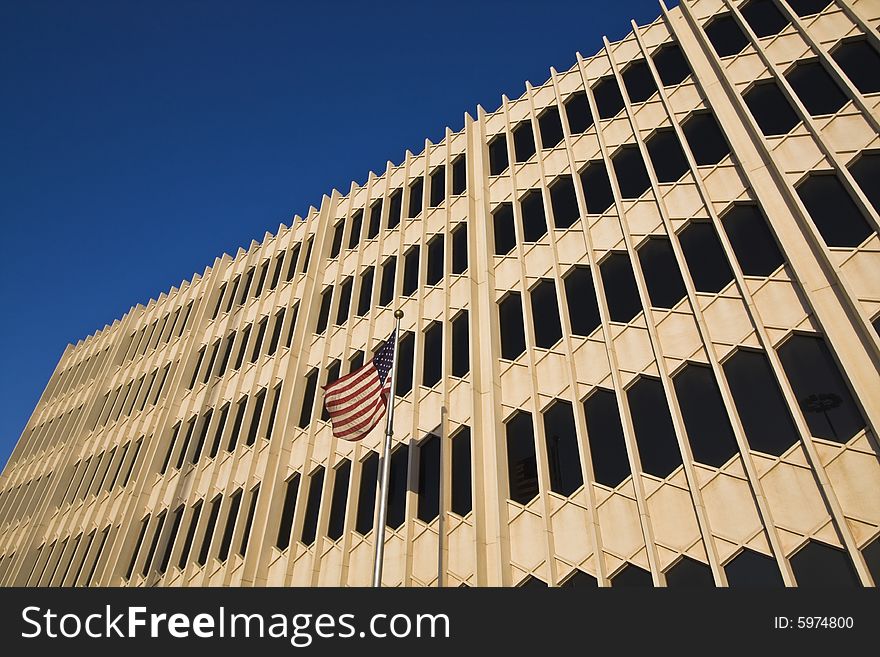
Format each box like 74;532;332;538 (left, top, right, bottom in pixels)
372;309;404;587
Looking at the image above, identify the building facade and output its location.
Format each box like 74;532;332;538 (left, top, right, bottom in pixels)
1;0;879;588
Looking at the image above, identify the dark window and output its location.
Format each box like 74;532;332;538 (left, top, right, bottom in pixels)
396;332;415;397
142;512;166;576
622;60;657;103
493;203;517;255
368;200;382;239
832;37;880;95
563;266;601;337
584;389;631;488
122;438;143;487
452;311;469;377
158;506;184;575
348;210;363;250
646;128;689;183
786;61;848;116
849;151;880;215
564;91;593;133
549;176;579;229
741;0;789;38
520;189;547;241
561;570;598;587
209;404;229;459
316;287;333;334
286;244;301;281
245;389;265;446
724;549;784;587
276;474;300;550
613;145;651;199
349;350;365;372
238;486;259;556
543;400;584;496
217;490;241;562
627;377;682;478
788;0;832;17
417;435;440;522
127;518;149;579
451;426;472;516
403;246;420;296
356;452;379;535
721;204;785;276
298;368;319;429
286;305;298;349
513;120;536;162
175;418;196;470
357;266;374;316
506;412;539;504
531;279;563;348
430;166;445;207
665;557;715;587
267;310;285;356
250;317;268;363
254;260;269;298
386;445;409;529
791;541;860;587
379;257;396;306
212;283;227;319
217;331;236;375
239;268;254;304
301;238;313;272
499;293;527;360
682;111;730;166
227;396;248;452
600;252;643;323
423;322;442;388
387;189;402;229
408;177;424;218
488;134;509;176
673;363;739;467
638;237;687;308
744;81;800;136
705;13;748;57
329;222;344;259
652;42;691;86
202;340;220;384
335;278;353;326
177;501;202;570
269;252;284;290
452;155;467;195
796;173;873;247
679;222;734;293
538;106;564;148
611;563;653;587
451;223;468;274
778;334;865;443
426;235;444;286
580;160;615;213
593;76;625;119
197;496;222;566
160;425;179;475
265;384;282;441
327;460;351;541
724;349;800;455
234;325;251;370
300;467;324;546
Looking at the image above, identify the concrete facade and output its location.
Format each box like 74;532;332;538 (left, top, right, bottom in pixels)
1;0;878;587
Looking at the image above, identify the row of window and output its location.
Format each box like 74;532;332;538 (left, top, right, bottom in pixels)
92;362;173;431
24;524;114;587
6;404;86;475
0;472;53;529
44;345;110;404
120;300;194;366
56;437;144;509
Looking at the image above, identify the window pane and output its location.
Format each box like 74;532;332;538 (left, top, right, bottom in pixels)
452;311;469;377
396;333;415;397
417;435;440;522
593;76;624;118
538;106;564;148
379;257;396;306
786;61;847;116
499;293;527;360
673;363;739;467
327;460;351;541
488;134;509;176
506;412;539;504
563;266;601;337
543;400;583;496
423;322;442;388
386;445;409;529
637;237;687;309
564;91;593;133
832;38;880;94
429;166;445;207
451;426;472;516
513;120;536;162
493;203;517;255
408;177;424;218
451;223;468;274
580;160;615;213
744;81;800;136
678;222;734;293
653;42;690;86
403;247;420;296
721;204;784;276
549;175;579;229
600;253;643;323
795;173;873;247
646;128;689;183
357;266;374;316
355;452;379;535
300;468;324;546
530;279;563;348
627;377;682;478
740;0;789;38
584;389;631;488
276;473;300;550
452;155;467;195
426;235;444;286
705;13;748;57
682;111;730;166
622;60;657;103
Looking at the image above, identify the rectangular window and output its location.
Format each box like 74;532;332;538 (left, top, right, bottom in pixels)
316;287;333;334
174;417;197;470
327;460;351;541
106;442;129;491
189;347;205;390
191;409;212;464
368;200;382;239
225;277;240;313
160;424;180;475
489;134;509;176
403;246;420;296
386;445;409;528
348;210;363;250
253;259;269;298
227;396;248;452
423;322;442;388
452;311;469;377
320;361;342;422
408;177;424;218
270;252;284;290
216;332;236;377
451;426;472;516
285;303;299;348
121;438;143;487
357;266;374;317
349;350;365;372
329;222;344;259
451;223;467;274
209;404;230;459
387;189;402;229
452;155;466;195
417;435;440;522
197;496;222;566
158;505;184;575
245;388;266;446
267;308;285;356
212;283;227;319
239;485;259;557
335;277;353;326
426;235;444;286
430;166;445;207
265;384;282;441
301;238;313;272
218;489;242;562
126;517;150;580
141;510;166;577
276;473;300;550
379;257;397;306
298;369;319;429
234;325;251;370
177;500;202;570
239;267;255;304
396;332;415;397
286;244;301;282
177;301;194;337
250;317;268;363
301;467;325;546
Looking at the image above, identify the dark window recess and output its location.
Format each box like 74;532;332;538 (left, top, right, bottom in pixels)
202;340;220;383
329;222;344;259
301;238;313;272
531;279;563;348
423;323;442;388
741;0;789;38
286;305;298;348
786;61;848;116
387;189;402;229
499;293;527;360
543;401;584;496
520;189;548;242
316;287;333;334
386;445;409;529
721;204;785;276
627;377;682;478
368;200;382;239
379;257;396;306
682;111;730;166
653;42;691;86
254;260;269;298
451;426;472;516
452;155;467;195
549;176;580;229
127;518;149;579
788;0;832;17
513;120;536;162
451;223;468;274
245;388;265;446
238;268;254;305
744;81;800;136
270;253;283;290
217;490;242;562
250;317;267;363
705;13;748;58
355;452;379;535
396;332;415;397
646;128;689;183
177;501;202;570
580;160;615;213
724;349;800;456
679;222;734;293
665;557;715;587
673;363;739;467
402;246;420;296
326;359;343;420
791;541;860;587
612;145;651;199
493;203;517;255
227;396;248;452
725;549;784;587
408;177;424;218
276;474;300;550
593;76;625;119
638;237;687;309
265;384;281;441
488;134;509;176
267;310;285;356
335;277;353;326
212;283;227;319
286;245;300;281
417;435;441;522
585;389;631;488
506;412;539;504
832;38;880;94
197;496;222;566
563;266;601;337
357;267;374;316
849;151;880;215
348;210;363;250
327;460;351;541
426;235;444;286
538;106;564;149
349;351;365;372
298;368;319;429
187;346;202;389
238;486;259;556
778;334;865;443
561;570;598;587
300;468;324;546
142;513;166;577
234;325;250;371
564;91;593;134
611;564;653;587
796;173;873;248
175;418;197;470
218;331;235;374
430;166;445;207
622;60;657;103
452;311;469;377
160;424;180;475
209;404;229;459
601;252;643;323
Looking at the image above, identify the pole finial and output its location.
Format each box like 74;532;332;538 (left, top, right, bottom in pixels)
394;309;404;319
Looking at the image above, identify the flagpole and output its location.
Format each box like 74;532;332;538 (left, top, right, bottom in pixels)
372;309;403;587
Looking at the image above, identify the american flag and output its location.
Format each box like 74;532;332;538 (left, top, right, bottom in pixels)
322;329;396;441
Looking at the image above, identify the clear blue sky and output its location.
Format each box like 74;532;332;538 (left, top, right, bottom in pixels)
0;0;671;468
